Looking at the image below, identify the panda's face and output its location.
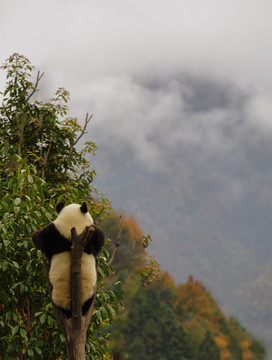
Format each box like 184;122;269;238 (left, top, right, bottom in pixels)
53;202;94;240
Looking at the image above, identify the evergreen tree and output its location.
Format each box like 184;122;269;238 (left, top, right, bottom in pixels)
127;337;148;360
125;285;191;360
197;330;220;360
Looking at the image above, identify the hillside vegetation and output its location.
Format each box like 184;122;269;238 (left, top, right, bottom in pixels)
91;77;272;356
101;214;266;360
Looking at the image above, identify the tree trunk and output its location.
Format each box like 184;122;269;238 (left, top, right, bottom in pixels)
65;325;87;360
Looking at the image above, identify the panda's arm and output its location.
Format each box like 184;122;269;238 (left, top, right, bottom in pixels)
84;225;105;257
32;223;58;260
32;228;45;251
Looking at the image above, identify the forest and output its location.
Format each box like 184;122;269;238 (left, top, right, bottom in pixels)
101;214;266;360
0;53;266;359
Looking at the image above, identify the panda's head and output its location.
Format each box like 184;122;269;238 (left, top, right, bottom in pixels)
53;202;94;240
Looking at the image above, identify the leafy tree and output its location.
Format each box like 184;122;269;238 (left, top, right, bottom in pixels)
0;53;118;359
0;163;58;359
0;53;111;216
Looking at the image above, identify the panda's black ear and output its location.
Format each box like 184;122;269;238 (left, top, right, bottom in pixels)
80;202;88;214
56;202;65;214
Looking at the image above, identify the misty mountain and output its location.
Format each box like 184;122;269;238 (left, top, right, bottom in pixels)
90;74;272;355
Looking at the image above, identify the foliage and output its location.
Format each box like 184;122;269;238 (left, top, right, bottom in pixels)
175;276;266;360
197;330;220;360
99;214;165;358
0;163;56;359
125;284;191;360
102;214;162;287
141;255;163;286
0;53;118;359
100;213;266;360
0;156;121;360
0;53;112;219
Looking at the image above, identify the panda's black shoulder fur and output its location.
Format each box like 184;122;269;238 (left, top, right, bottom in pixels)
32;223;71;261
84;225;105;258
32;223;105;261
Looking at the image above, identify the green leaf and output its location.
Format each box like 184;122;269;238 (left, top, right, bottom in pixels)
101;307;108;320
3;240;10;247
27;174;33;183
11;326;19;337
35;347;42;355
20;328;27;339
12;261;19;269
27;348;34;357
40;313;46;324
34;312;43;317
14;197;21;206
1;262;7;272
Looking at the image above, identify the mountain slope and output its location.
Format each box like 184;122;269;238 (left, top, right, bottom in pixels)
91;75;272;357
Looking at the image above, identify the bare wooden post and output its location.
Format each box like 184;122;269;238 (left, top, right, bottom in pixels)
39;226;97;360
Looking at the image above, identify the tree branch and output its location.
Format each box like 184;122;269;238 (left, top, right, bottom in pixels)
108;215;122;266
26;70;44;102
40;136;54;179
70;226;95;330
69;113;93;154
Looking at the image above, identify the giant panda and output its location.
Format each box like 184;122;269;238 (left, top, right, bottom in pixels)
32;201;105;316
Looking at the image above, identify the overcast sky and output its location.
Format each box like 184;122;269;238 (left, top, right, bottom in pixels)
1;0;272;230
0;0;272;218
2;1;272;87
2;1;272;164
1;0;272;210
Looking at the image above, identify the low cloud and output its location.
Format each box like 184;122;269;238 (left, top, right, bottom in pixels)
72;73;258;167
70;72;272;220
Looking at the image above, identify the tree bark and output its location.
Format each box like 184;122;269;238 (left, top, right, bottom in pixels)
40;226;97;360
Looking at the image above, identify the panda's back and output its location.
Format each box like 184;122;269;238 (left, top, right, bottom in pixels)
81;252;97;303
49;251;96;310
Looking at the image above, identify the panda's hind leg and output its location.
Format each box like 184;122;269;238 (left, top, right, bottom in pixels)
82;296;95;316
54;297;95;318
59;307;72;318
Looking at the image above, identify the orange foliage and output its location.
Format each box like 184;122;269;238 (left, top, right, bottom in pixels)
241;340;253;360
161;272;176;289
215;335;230;360
175;275;223;327
215;334;229;348
120;214;143;248
220;347;231;360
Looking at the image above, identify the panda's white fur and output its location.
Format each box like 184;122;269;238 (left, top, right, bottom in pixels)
49;252;96;310
49;203;96;310
53;203;94;240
